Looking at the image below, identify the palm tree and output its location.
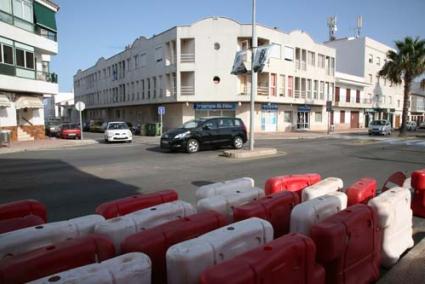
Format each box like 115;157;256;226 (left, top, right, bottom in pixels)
379;37;425;136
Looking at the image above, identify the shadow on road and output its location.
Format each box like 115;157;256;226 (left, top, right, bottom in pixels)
0;158;141;222
191;180;216;187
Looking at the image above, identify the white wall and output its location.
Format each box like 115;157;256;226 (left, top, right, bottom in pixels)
0;105;17;127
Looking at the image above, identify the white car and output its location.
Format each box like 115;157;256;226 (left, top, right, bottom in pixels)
104;122;132;143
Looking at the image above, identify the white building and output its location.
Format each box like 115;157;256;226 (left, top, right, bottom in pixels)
410;81;425;124
325;37;404;128
0;0;59;141
44;91;76;122
74;17;336;132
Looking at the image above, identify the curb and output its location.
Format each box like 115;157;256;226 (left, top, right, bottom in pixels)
0;140;99;155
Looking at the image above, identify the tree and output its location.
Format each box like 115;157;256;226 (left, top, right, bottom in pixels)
379;37;425;136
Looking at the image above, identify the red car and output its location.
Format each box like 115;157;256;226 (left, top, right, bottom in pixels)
58;123;81;139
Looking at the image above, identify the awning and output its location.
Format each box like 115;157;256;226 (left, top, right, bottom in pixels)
0;94;11;108
34;2;57;32
15;96;43;109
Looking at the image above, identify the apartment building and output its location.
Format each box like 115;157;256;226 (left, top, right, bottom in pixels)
0;0;59;141
325;37;404;128
74;17;336;132
44;91;76;122
410;81;425;124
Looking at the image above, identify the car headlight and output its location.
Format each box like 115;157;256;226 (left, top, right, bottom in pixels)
174;131;190;139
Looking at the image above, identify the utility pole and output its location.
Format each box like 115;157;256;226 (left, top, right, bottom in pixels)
249;0;257;151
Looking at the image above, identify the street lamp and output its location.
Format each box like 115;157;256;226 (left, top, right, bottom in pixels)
249;0;257;151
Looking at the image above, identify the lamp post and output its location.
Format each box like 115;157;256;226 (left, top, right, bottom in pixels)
249;0;257;151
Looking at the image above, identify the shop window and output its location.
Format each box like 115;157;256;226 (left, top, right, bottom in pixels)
315;112;322;122
284;111;292;123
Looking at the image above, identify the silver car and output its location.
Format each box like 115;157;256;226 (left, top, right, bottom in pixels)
368;120;392;135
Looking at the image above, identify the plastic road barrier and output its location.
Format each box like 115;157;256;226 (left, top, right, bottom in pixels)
96;190;178;219
0;199;47;222
368;187;414;267
200;233;325;284
95;200;196;252
166;217;273;284
233;191;300;238
344;177;377;206
302;177;344;202
310;204;381;284
121;211;227;284
0;234;115;283
29;252;151;284
0;215;44;234
381;171;406;192
264;173;321;198
412;169;425;217
195;177;255;200
290;192;347;236
0;214;104;258
197;188;264;221
402;177;412;189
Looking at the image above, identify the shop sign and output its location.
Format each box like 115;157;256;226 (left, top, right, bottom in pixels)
298;105;311;112
193;103;236;110
261;103;278;111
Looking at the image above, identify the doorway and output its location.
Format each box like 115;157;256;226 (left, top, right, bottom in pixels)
297;112;310;129
350;111;359;128
261;111;277;132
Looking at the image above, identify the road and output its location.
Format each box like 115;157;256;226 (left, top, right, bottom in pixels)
1;133;424;222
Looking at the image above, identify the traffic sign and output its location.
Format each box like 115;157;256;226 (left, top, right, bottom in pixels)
158;106;165;115
75;101;86;112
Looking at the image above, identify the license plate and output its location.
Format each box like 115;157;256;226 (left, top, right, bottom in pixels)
162;140;169;144
68;133;76;136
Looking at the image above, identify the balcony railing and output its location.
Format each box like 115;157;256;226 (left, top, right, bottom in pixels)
36;71;58;83
258;86;269;96
294;90;301;98
180;53;195;63
181;85;195;95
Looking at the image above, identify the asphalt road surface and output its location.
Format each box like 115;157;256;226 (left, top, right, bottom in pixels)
1;134;424;222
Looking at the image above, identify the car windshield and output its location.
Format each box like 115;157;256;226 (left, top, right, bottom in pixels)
371;120;386;126
62;124;79;129
108;123;128;130
182;120;202;129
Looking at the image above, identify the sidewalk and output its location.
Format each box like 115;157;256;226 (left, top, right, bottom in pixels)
0;138;98;155
254;128;367;140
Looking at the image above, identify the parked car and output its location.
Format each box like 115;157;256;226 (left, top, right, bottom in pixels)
45;121;62;137
368;120;392;135
126;122;141;135
83;122;90;132
89;120;105;133
406;121;417;131
104;121;133;143
160;117;247;153
58;123;81;139
419;122;425;129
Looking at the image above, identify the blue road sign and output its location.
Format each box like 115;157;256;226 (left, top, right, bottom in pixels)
158;106;165;115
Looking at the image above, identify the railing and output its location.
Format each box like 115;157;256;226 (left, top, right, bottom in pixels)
301;62;306;71
279;88;285;97
301;91;306;99
295;60;300;70
36;27;57;41
36;71;58;83
181;85;195;95
257;86;269;96
294;90;301;98
180;53;195;63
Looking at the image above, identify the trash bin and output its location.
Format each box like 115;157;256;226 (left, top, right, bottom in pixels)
145;123;162;136
0;130;11;147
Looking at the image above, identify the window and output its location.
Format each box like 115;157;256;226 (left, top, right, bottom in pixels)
346;89;351;103
2;44;13;64
377;57;381;66
0;0;12;13
279;75;285;96
313;80;318;99
320;81;324;100
134;55;139;68
368;54;373;63
340;110;345;123
307;51;315;66
16;49;25;67
13;0;33;22
356;90;360;103
315;112;322;122
335;87;340;102
284;111;292;123
284;46;294;61
318;54;325;68
140;53;147;67
270;43;281;59
155;47;163;62
25;50;34;69
287;76;293;97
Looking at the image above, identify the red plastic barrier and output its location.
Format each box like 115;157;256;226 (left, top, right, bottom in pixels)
121;211;227;284
233;191;300;238
345;177;377;206
381;171;406;192
0;199;47;222
96;189;178;219
310;204;381;284
264;173;321;198
0;234;115;283
0;215;44;234
412;169;425;191
200;233;325;284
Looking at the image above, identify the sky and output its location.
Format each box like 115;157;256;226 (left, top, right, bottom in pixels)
51;0;425;92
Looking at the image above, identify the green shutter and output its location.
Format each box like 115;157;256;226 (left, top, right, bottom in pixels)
34;1;56;32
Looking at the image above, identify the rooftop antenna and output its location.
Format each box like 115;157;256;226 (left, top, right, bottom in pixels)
355;16;363;38
327;16;337;41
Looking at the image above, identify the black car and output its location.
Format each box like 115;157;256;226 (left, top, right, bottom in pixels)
160;117;247;153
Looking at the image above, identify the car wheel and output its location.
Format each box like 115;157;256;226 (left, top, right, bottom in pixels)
233;136;244;149
186;139;199;153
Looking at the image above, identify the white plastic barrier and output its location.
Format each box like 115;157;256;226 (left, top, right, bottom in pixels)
197;187;264;221
290;192;347;236
0;214;104;258
29;252;151;284
402;177;412;190
368;186;414;268
95;200;196;251
302;177;344;202
195;177;255;200
166;217;273;284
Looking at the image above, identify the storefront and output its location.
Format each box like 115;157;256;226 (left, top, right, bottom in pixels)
261;103;278;132
297;105;311;130
193;103;236;118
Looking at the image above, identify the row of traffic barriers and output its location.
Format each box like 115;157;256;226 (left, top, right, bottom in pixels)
0;169;424;283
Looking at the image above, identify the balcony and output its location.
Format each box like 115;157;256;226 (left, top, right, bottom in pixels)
36;71;58;83
0;72;58;95
180;53;195;63
180;38;195;63
181;85;194;96
258;86;269;96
